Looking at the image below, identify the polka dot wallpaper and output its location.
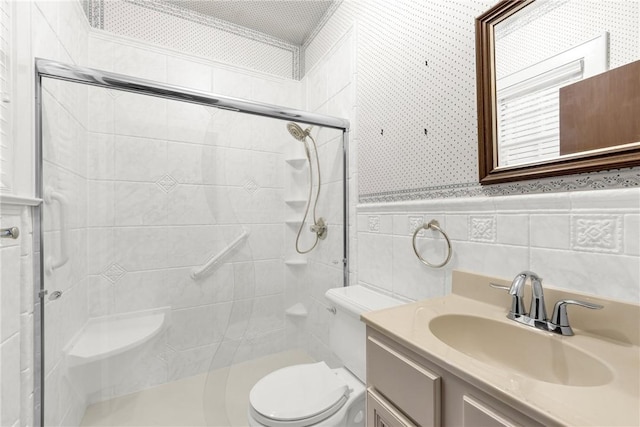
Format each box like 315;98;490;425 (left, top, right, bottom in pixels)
305;0;640;202
306;0;494;199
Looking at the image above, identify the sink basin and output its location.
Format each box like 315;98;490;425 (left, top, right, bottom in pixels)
429;314;613;386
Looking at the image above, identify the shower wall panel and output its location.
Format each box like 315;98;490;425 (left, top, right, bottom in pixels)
291;29;356;365
82;85;296;401
41;78;91;427
78;34;309;405
25;2;92;427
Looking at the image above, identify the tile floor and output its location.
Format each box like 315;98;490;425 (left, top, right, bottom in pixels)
80;349;315;426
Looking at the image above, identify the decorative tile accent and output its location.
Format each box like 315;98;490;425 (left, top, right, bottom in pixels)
102;263;127;283
359;169;640;204
107;89;122;99
243;178;259;194
156;174;178;193
470;216;496;243
83;0;105;29
409;216;424;237
368;215;380;232
571;215;622;253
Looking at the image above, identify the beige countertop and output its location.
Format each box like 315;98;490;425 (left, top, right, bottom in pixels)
361;271;640;426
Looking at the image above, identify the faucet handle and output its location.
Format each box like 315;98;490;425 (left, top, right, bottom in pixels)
489;282;510;291
489;282;526;318
550;299;604;336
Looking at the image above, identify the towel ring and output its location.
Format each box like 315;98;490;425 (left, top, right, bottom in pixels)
412;220;452;268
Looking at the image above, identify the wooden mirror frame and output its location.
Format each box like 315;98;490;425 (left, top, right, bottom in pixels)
476;0;640;185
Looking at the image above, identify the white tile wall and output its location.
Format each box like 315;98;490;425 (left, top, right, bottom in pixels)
60;22;315;408
357;188;640;304
293;28;357;362
3;3;316;424
2;2;93;426
6;2;311;425
0;214;23;427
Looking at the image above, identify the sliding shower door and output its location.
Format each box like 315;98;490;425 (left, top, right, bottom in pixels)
37;64;347;427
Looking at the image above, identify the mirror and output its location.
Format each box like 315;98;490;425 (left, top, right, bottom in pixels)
476;0;640;184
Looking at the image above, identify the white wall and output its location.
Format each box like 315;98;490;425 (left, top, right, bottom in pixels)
74;29;306;403
357;190;640;303
293;28;357;364
1;1;91;425
41;64;91;427
3;0;335;424
0;203;34;427
303;0;640;305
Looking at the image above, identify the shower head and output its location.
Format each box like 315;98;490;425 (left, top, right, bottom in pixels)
286;122;312;141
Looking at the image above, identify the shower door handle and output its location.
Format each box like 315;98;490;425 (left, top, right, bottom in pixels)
44;187;70;274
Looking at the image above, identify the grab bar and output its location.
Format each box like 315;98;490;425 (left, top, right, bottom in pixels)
191;228;250;280
45;187;70;274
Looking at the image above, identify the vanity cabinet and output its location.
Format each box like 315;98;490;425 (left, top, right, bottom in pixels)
367;389;416;427
366;328;548;427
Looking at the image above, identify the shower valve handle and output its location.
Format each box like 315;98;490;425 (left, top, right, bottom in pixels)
310;218;328;240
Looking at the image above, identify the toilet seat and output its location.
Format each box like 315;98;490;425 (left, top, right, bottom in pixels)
249;362;351;427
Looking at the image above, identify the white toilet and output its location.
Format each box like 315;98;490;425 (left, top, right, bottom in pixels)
248;285;403;427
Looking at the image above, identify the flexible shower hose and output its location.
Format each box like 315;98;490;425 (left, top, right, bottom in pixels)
295;132;322;254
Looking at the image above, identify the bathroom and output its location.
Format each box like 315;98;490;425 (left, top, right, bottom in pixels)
0;0;638;426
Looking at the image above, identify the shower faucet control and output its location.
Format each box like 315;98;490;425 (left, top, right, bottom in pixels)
490;271;603;336
310;217;328;240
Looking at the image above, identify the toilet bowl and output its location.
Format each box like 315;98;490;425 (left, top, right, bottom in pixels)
248;286;403;427
248;362;365;427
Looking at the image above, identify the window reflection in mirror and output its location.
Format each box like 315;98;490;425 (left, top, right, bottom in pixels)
476;0;640;184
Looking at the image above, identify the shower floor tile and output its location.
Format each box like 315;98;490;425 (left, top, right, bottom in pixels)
80;349;315;426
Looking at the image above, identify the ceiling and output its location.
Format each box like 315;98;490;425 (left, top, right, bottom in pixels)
165;0;336;46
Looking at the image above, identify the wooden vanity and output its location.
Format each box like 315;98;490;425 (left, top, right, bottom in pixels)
365;327;549;427
361;271;640;426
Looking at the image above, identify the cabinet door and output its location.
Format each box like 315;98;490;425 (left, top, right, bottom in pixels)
367;389;417;427
462;396;519;427
367;336;441;426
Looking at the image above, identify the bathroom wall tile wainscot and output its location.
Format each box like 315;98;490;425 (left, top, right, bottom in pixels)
358;188;640;304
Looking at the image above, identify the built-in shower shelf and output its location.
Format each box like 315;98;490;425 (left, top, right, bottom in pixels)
285;158;307;169
285;199;307;207
285;259;307;266
285;303;308;318
65;308;168;366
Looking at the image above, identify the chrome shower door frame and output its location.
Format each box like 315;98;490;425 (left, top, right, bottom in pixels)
33;58;351;426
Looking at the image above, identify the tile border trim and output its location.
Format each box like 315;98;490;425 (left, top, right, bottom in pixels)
359;168;640;204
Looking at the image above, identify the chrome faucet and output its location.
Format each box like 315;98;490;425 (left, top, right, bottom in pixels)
490;271;603;336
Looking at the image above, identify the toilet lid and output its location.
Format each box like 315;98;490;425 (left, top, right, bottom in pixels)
249;362;350;421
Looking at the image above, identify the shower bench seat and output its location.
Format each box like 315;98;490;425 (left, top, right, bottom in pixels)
65;307;169;367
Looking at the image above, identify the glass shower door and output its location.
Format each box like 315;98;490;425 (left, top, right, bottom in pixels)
39;70;346;426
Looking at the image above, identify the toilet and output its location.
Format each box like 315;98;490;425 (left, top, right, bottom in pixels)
248;285;403;427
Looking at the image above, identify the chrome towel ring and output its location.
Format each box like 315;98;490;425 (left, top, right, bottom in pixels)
412;220;452;268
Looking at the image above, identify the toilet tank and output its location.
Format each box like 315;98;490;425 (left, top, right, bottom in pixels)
325;285;404;382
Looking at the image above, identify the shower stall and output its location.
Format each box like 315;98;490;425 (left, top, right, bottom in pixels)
35;59;349;426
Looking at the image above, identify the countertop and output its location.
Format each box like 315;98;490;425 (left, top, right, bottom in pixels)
361;270;640;426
